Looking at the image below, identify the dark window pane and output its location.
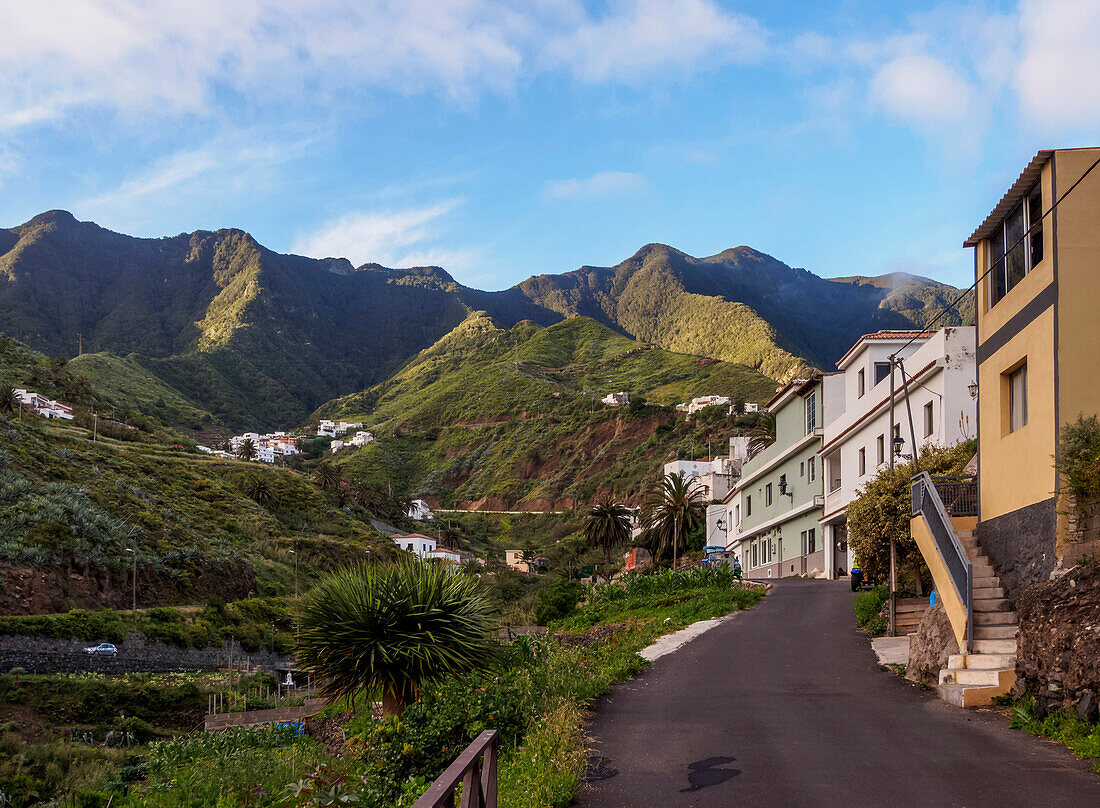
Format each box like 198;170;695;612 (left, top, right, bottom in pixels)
874;362;891;385
1028;184;1043;269
990;227;1007;303
1006;201;1027;292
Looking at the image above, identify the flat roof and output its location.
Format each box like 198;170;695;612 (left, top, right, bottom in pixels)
964;150;1054;247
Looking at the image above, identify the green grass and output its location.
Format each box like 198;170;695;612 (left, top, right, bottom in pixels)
1009;697;1100;772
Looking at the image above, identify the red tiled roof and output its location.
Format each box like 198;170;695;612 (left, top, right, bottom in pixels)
836;331;936;369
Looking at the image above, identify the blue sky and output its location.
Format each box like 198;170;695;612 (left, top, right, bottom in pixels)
2;1;1099;290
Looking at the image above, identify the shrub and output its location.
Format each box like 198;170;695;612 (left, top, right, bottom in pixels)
854;585;889;633
535;579;585;625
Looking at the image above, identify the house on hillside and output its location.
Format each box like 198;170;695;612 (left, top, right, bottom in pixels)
13;389;74;420
601;392;629;407
724;374;843;578
392;533;437;559
408;499;435;521
348;431;374;447
425;547;461;565
317;419;337;437
819;327;977;579
676;395;731;414
664;455;739;502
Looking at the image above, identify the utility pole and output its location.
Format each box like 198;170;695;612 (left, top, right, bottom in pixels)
92;413;98;443
125;546;137;611
888;357;897;638
77;333;82;356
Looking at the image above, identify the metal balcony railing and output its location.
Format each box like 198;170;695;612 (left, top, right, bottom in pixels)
911;472;973;652
929;475;978;517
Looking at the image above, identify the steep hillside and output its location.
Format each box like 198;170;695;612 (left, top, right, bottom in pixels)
314;314;773;509
0;337;397;615
1;211;972;429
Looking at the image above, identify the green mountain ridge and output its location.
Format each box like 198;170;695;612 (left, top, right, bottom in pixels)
1;211;973;431
313;313;776;509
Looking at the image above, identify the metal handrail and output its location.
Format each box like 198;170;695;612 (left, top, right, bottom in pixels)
911;472;973;652
412;729;498;808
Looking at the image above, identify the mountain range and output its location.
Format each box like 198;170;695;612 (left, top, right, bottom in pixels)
0;210;973;431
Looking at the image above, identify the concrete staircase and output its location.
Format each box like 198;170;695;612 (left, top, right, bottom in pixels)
938;528;1018;707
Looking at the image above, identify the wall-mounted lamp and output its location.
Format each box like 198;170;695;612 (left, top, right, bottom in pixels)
967;380;978;399
892;435;906;457
778;474;793;499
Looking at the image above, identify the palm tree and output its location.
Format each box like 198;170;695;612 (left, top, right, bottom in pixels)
1;387;18;417
582;495;632;566
747;411;776;458
297;559;495;717
236;437;257;461
313;461;342;491
640;473;706;570
242;474;278;506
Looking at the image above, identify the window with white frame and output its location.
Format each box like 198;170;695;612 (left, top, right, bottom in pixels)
876;434;885;466
858;447;866;476
923;401;934;438
765;483;773;507
874;362;891;386
807;456;816;482
857;368;865;398
805;390;817;433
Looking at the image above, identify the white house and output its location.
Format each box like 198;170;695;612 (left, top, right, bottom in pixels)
256;446;276;464
330;440;345;453
13;389;74;420
425;548;461;564
408;499;435;521
601;392;630;407
664;455;740;502
348;431;375;447
818;327;977;579
676;395;732;414
393;533;437;559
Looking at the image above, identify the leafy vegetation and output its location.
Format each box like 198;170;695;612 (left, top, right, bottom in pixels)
639;472;707;567
297;561;496;716
1009;696;1100;772
846;441;976;586
853;584;889;636
581;495;632;565
1054;415;1100;538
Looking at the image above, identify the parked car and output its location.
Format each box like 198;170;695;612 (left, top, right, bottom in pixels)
83;642;118;657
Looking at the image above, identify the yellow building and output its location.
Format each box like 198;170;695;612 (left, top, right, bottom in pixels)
965;147;1100;602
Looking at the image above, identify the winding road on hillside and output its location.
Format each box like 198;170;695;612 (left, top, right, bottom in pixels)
574;579;1100;808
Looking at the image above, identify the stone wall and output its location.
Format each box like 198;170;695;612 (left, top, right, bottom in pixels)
0;633;293;675
978;497;1057;603
1015;561;1100;706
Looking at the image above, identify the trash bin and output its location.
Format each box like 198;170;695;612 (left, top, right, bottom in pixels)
850;567;863;592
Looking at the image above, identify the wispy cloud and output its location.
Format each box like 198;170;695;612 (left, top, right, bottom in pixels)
544;0;766;82
544;171;648;199
870;54;974;124
79;131;315;229
1016;0;1100;127
0;146;18;188
292;201;477;273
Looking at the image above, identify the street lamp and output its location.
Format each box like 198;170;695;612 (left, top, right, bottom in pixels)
892;435;906;458
124;547;137;611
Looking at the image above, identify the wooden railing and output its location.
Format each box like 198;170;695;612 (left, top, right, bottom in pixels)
412;729;498;808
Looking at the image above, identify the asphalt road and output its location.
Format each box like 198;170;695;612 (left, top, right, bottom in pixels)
574;579;1100;808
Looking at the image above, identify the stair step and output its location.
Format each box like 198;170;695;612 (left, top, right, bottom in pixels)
948;653;1016;669
972;575;1001;588
941;667;1005;687
973;597;1011;612
972;638;1017;654
938;668;1017;707
973;585;1005;599
973;611;1018;626
974;624;1018;640
956;529;976;537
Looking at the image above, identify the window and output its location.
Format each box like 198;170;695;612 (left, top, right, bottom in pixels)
857;368;865;397
876;434;885;466
874;362;891;386
808;529;816;553
765;483;773;507
1009;364;1028;432
805;391;817;433
751;541;758;568
800;530;808;555
799;461;804;477
807;456;816;482
746;495;751;516
923;401;934;438
989;183;1043;307
858;447;866;477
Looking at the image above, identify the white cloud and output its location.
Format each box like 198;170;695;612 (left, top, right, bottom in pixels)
292;201;475;271
870;54;974;124
0;1;769;130
1016;0;1100;127
0;146;18;187
544;171;648;199
545;0;765;82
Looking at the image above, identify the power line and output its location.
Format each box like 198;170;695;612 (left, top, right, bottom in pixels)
890;153;1100;360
